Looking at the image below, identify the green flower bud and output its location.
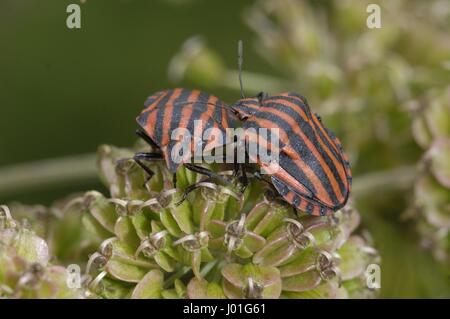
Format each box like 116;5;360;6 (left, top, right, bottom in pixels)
77;144;379;299
168;36;226;87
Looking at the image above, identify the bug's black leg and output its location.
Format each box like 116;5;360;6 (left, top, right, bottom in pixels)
264;187;286;204
133;152;164;185
233;162;239;178
134;152;163;160
250;171;279;194
256;92;269;106
232;136;249;186
172;173;177;188
233;140;239;178
183;163;229;185
175;177;213;206
239;164;248;188
135;129;160;150
240;144;251;188
134;158;155;183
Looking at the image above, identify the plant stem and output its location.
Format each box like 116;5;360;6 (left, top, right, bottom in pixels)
352;165;417;196
0;153;417;199
0;153;98;199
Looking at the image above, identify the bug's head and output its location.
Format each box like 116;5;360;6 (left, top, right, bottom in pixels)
230;92;269;120
229;98;257;120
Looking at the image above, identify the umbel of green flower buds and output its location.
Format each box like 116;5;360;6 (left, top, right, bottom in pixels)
410;86;450;265
0;205;83;298
72;144;380;299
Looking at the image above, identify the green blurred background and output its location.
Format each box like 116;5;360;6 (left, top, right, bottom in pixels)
1;0;449;298
0;0;266;203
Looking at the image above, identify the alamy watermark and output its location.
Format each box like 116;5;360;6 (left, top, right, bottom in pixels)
66;4;81;29
366;4;382;29
366;263;381;289
169;120;281;174
66;264;82;289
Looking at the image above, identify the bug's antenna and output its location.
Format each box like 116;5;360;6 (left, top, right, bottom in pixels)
238;40;245;98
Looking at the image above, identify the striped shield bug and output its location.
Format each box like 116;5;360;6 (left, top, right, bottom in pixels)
134;88;237;186
230;41;351;216
230;92;352;216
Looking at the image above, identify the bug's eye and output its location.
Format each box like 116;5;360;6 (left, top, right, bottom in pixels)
256;91;265;100
235;113;248;121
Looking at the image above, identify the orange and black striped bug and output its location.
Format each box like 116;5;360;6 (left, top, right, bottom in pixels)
230;92;351;216
229;41;352;216
134;88;237;187
133;42;351;215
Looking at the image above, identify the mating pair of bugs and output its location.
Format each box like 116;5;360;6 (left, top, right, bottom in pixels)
133;42;352;216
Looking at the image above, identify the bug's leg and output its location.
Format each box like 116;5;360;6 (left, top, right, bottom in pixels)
239;144;250;188
238;164;248;189
250;171;279;194
135;129;160;150
183;163;229;185
134;152;163;159
231;163;249;194
172;173;177;188
314;113;322;123
133;152;163;185
175;177;213;206
134;158;155;182
256;92;269;106
231;137;249;188
264;187;287;205
232;140;239;177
